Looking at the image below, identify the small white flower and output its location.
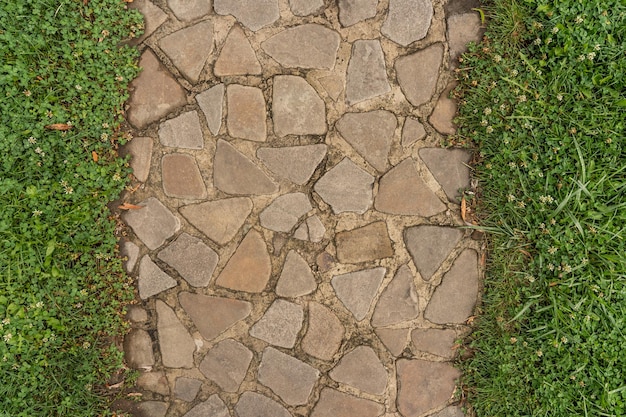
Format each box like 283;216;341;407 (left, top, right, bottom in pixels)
28;136;37;144
594;44;601;51
493;54;502;63
486;126;494;134
548;246;558;254
587;52;596;61
480;119;488;126
578;54;586;61
557;94;563;101
511;69;519;77
2;318;10;325
483;107;492;115
3;333;12;342
552;26;559;34
518;95;527;103
546;38;552;45
507;194;516;202
32;210;42;217
574;15;584;24
100;133;108;141
75;85;82;91
534;38;542;45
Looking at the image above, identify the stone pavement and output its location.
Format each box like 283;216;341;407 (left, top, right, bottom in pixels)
118;1;484;416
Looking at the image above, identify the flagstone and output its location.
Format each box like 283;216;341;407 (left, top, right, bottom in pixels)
293;215;326;243
138;256;177;300
137;401;168;417
419;147;471;203
156;300;195;368
289;0;324;16
250;299;304;348
196;83;224;135
273;75;327;137
259;193;312;233
448;12;483;64
319;74;344;101
124;136;153;182
257;144;327;185
314;158;374;214
137;371;170;396
213;140;278;195
262;24;340;69
236;392;292;417
199;339;252;392
411;328;457;359
396;43;443;107
302;302;344;360
338;0;379;27
346;40;391;104
402;117;426;147
124;329;154;369
258;347;320;405
312;388;384;417
330;346;387;395
161;153;207;199
126;305;148;325
375;327;409;356
159;111;204;149
276;250;317;297
168;0;211;22
214;24;262;76
214;0;280;31
180;197;252;245
404;225;463;281
335;222;394;264
159;21;213;82
129;0;167;44
124;198;181;250
332;267;386;321
120;239;140;273
432;406;466;417
429;83;458;135
174;377;202;402
183;395;229;417
382;0;433;46
179;292;252;340
372;264;419;327
226;84;266;142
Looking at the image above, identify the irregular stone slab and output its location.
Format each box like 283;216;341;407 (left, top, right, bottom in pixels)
411;328;457;359
276;250;317;297
260;193;312;232
338;0;379;27
180;292;252;340
120;239;140;273
158;233;218;287
425;249;478;324
432;406;466;417
375;158;445;216
236;392;292;417
396;44;443;107
302;302;344;360
289;0;323;16
402;117;426;147
159;21;213;83
429;83;458;135
137;371;169;396
215;229;271;293
161;153;207;199
336;110;396;172
196;84;224;135
404;225;463;281
126;305;148;324
419;147;471;202
257;144;327;185
124;329;154;369
124;136;153;183
314;158;374;214
213;140;278;195
180;197;252;246
262;24;340;69
396;359;461;417
294;215;326;243
273;75;327;137
183;395;229;417
330;346;387;395
124;197;181;250
136;401;168;417
214;0;279;31
199;339;252;392
156;300;195;368
258;347;320;405
168;0;210;22
174;377;202;402
382;0;433;46
227;84;266;142
250;299;304;348
129;0;167;44
214;24;262;76
127;50;186;129
159;111;204;149
336;222;394;264
346;40;391;105
138;256;177;299
319;74;344;101
372;264;419;327
448;12;482;64
375;327;409;356
312;388;384;417
332;267;386;321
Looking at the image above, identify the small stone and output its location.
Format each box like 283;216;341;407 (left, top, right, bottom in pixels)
236;392;292;417
124;329;154;369
257;144;327;185
120;239;140;273
396;44;443;107
137;371;169;396
262;24;340;69
314;158;374;214
161;153;207;199
179;292;252;340
200;339;252;392
168;0;210;22
346;40;391;105
404;225;463;280
419;147;471;202
124;136;153;182
258;347;320;405
183;395;229;417
214;0;279;31
158;233;218;287
312;388;384;417
174;377;202;402
429;83;458;135
156;300;195;368
402;118;426;147
425;249;479;324
276;250;317;297
302;302;344;360
316;251;335;272
293;215;326;243
411;328;458;359
338;0;379;27
180;197;253;246
196;84;224;135
159;111;204;149
332;267;386;321
214;24;262;76
213;140;278;195
448;12;482;64
129;0;167;44
260;193;312;232
123;198;181;250
126;305;148;324
289;0;323;16
226;84;266;142
273;75;327;137
375;328;409;356
136;401;168;417
318;74;344;101
216;229;272;293
159;21;213;83
330;346;387;395
138;256;177;300
372;264;419;327
382;0;433;46
335;222;394;264
431;406;466;417
250;299;304;348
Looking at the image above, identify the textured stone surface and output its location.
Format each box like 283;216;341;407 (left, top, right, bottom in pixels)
196;83;224;135
346;40;391;104
168;0;210;22
216;229;271;292
174;377;202;402
375;327;409;356
213;140;278;195
214;24;262;76
448;12;482;64
314;158;374;214
257;144;327;185
136;401;168;417
124;329;154;369
411;328;457;359
425;249;478;324
276;250;317;297
180;197;252;245
129;0;167;44
336;110;396;172
402;117;426;147
382;0;433;46
138;256;177;300
236;392;292;417
120;239;140;273
260;193;312;232
161;153;206;199
126;305;148;324
336;222;394;264
338;0;379;27
419;147;471;202
156;300;195;368
159;111;204;149
429;83;458;135
159;21;213;82
432;406;466;417
227;84;267;142
262;24;340;69
125;136;153;182
258;347;320;405
137;371;169;396
293;215;326;243
158;233;217;287
372;264;419;327
183;395;229;417
123;197;180;250
396;44;443;107
289;0;324;16
302;302;344;360
319;74;344;101
330;346;387;395
312;388;384;417
332;267;386;321
273;75;327;137
250;299;304;348
404;225;463;281
214;0;280;31
199;339;252;392
180;292;252;340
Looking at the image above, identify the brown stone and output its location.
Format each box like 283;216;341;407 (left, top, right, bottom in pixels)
448;12;483;64
314;158;374;214
289;0;324;16
214;24;262;76
319;74;344;101
129;0;167;44
336;221;394;264
214;0;280;31
257;144;327;185
261;24;340;69
332;267;386;321
402;117;426;147
302;302;344;360
161;153;206;199
396;44;443;107
429;83;458;135
259;193;312;233
375;327;409;356
411;328;458;359
199;339;252;392
120;239;140;274
179;292;252;340
156;300;195;368
158;111;204;149
330;346;387;395
258;347;320;405
293;215;326;243
346;40;391;105
236;392;292;417
123;197;181;250
137;371;169;396
276;250;317;297
196;83;224;135
159;21;213;83
312;388;384;417
157;233;218;287
432;406;466;417
124;329;154;369
338;0;379;27
180;197;253;246
249;299;304;348
404;225;463;281
183;396;229;417
273;75;327;137
227;84;266;142
213;140;278;195
382;0;433;46
138;256;177;300
372;264;419;327
124;136;153;182
174;377;202;402
168;0;210;22
419;147;471;202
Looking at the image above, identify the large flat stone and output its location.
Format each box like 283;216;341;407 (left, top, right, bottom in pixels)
199;339;252;392
158;233;217;287
120;239;140;274
289;0;324;16
396;44;443;107
258;347;320;405
180;292;252;340
129;0;167;44
332;267;386;321
180;197;253;245
124;329;154;369
236;392;292;417
312;388;384;417
168;0;210;22
314;158;374;214
214;0;279;31
276;250;317;297
330;346;387;395
294;215;326;243
227;84;266;142
404;225;463;281
215;24;262;76
336;221;394;264
250;299;304;348
411;328;457;359
429;83;458;135
257;144;327;185
159;21;213;83
375;327;409;356
259;192;312;232
161;153;206;199
261;24;340;69
346;40;391;105
158;111;204;149
156;300;195;368
137;371;169;396
338;0;379;27
273;75;327;137
302;302;344;360
174;377;202;402
183;395;229;417
382;0;433;46
123;197;181;250
448;12;483;64
213;140;278;195
196;83;224;135
432;406;466;417
124;136;153;182
138;256;177;299
372;264;419;327
402;117;426;147
136;401;168;417
419;147;471;202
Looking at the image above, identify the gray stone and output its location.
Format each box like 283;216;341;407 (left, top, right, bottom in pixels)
136;401;168;417
179;292;252;340
425;249;478;324
402;118;426;147
138;256;177;300
196;84;224;135
180;197;253;245
382;0;433;46
293;215;326;243
213;140;278;195
123;197;181;250
158;233;218;287
338;0;379;27
127;50;186;129
124;136;153;182
396;44;443;107
215;24;262;76
273;75;327;137
174;377;202;402
276;250;317;297
120;239;140;273
250;299;304;348
129;0;167;44
214;0;280;31
314;158;374;214
262;24;340;69
137;371;169;396
429;83;458;135
199;339;252;392
411;328;457;359
124;329;154;369
168;0;211;22
183;395;229;417
332;267;386;321
159;21;213;82
372;264;419;327
156;300;195;368
126;305;148;324
227;84;266;142
336;222;394;264
375;327;409;356
346;40;390;105
404;225;463;281
289;0;323;16
302;302;344;360
335;110;396;172
312;388;384;417
159;111;204;149
258;347;320;405
161;153;207;199
448;12;482;64
319;74;344;101
330;346;387;395
257;144;327;185
419;147;471;202
260;193;312;232
432;406;466;417
236;392;292;417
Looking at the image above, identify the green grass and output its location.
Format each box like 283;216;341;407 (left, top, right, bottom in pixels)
0;0;142;415
454;0;626;415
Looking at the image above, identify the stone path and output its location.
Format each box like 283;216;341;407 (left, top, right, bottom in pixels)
118;1;484;416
